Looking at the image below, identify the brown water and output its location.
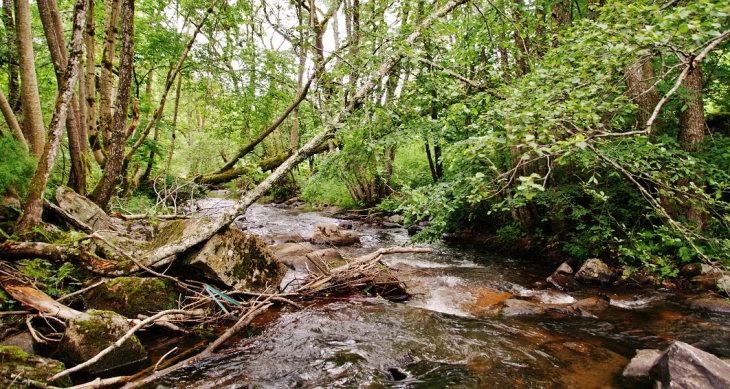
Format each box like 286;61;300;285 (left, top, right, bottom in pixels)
150;201;730;388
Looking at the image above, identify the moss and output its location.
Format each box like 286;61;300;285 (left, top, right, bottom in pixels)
151;220;188;250
0;345;72;388
60;310;147;375
85;277;178;318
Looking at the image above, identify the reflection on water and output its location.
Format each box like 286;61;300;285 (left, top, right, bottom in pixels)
158;201;730;388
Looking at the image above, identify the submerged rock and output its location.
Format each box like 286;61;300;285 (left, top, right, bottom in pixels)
547;273;581;292
178;226;287;292
59;310;147;375
686;296;730;314
311;223;360;246
623;349;662;384
572;297;610;316
0;345;72;388
84;277;179;318
575;258;616;285
501;299;545;316
306;248;346;269
650;341;730;388
55;186;116;231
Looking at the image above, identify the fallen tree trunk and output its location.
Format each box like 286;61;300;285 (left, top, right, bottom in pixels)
1;280;81;320
140;0;467;268
0;240;133;276
198;142;331;186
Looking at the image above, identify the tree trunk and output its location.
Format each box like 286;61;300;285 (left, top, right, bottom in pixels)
98;0;121;153
165;76;182;174
16;0;87;234
677;63;707;231
512;0;530;77
625;58;660;129
38;0;86;195
85;0;103;166
88;0;133;210
2;0;20;113
14;0;46;158
0;86;26;149
551;0;571;45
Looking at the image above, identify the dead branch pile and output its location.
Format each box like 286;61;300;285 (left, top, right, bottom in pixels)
296;247;432;298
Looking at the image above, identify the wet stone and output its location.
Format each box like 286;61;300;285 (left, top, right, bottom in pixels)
501;299;545;317
547;273;580;292
686;296;730;314
650;341;730;388
623;349;661;384
311;223;360;246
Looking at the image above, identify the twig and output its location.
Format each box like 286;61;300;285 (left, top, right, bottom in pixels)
154;347;178;371
0;310;32;316
56;280;107;302
48;376;132;389
50;309;195;382
25;315;46;344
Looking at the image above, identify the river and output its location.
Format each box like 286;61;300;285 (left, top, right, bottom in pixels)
149;199;730;388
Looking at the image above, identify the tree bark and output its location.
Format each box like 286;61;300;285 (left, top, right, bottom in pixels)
14;0;46;158
1;0;20;113
677;63;707;231
98;0;121;152
0;86;27;149
88;0;133;210
16;0;87;234
625;58;660;129
38;0;87;195
139;0;468;268
86;0;104;166
165;76;182;174
512;0;530;77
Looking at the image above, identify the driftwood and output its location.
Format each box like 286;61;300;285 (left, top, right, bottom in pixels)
0;240;132;276
296;246;432;297
1;281;82;320
114;213;192;221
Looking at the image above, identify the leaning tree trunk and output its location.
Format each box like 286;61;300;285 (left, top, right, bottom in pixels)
38;0;87;195
139;0;468;268
88;0;133;210
16;0;87;234
85;0;103;165
0;86;26;149
14;0;46;158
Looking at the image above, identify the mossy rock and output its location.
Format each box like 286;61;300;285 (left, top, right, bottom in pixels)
55;186;115;231
84;277;179;318
0;345;72;388
58;310;147;375
176;226;287;292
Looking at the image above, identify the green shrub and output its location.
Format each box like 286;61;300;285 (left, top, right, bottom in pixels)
0;137;36;197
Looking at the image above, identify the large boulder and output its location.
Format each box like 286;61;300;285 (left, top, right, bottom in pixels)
311;223;360;246
575;258;616;285
177;226;287;292
59;310;147;375
55;186;116;231
649;341;730;388
0;345;72;388
84;277;179;318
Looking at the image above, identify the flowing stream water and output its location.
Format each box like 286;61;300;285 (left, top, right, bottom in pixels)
150;198;730;388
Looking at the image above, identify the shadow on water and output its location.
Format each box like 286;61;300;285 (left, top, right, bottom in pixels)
153;202;730;388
